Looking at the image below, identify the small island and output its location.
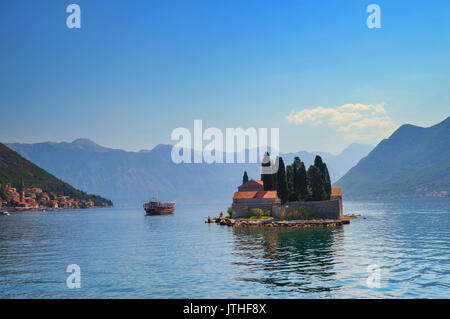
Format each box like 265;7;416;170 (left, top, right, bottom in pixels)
207;153;355;228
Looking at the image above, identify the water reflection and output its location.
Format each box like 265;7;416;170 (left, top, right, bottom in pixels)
1;200;448;298
232;227;344;296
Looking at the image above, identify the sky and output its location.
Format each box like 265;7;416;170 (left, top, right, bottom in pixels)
0;0;449;154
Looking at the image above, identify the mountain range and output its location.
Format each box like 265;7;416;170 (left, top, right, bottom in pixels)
335;116;450;198
5;140;373;205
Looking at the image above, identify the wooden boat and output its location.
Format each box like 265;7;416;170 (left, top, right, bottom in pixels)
143;200;175;215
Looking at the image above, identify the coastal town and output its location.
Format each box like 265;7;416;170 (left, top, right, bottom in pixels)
0;181;99;211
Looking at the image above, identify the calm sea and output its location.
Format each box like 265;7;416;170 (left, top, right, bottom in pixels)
0;199;449;298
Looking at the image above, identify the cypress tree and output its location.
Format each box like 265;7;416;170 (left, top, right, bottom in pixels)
307;165;327;201
314;155;324;172
272;157;279;191
289;157;308;201
261;152;273;190
322;163;331;199
292;157;301;200
276;157;288;203
242;171;249;184
296;161;308;200
314;155;331;199
286;165;296;201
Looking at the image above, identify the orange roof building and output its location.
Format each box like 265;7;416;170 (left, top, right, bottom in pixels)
232;180;280;217
254;191;278;199
233;190;278;200
233;191;258;200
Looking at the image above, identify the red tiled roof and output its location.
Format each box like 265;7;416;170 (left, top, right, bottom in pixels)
233;190;278;200
251;180;263;185
233;191;257;200
254;191;278;199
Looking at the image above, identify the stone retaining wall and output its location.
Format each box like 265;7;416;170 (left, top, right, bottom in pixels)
231;198;278;217
272;199;342;220
232;198;342;220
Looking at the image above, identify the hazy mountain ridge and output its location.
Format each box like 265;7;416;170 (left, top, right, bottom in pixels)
282;143;373;182
6;140;373;205
335;116;450;198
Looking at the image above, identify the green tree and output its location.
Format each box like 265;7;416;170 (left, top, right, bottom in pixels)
322;163;331;199
287;157;308;201
286;165;296;201
261;152;273;190
296;161;308;200
314;155;331;199
276;157;288;203
292;157;301;200
307;165;327;201
291;157;305;201
242;171;249;184
251;208;265;218
272;167;278;191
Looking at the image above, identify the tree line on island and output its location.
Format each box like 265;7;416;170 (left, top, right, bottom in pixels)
243;153;332;203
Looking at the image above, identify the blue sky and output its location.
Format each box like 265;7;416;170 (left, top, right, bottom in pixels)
0;0;449;154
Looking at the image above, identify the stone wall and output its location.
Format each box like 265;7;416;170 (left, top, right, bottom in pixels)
272;199;342;220
232;198;343;220
232;198;278;217
331;195;343;217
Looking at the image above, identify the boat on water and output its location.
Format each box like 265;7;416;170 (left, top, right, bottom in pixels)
1;211;10;216
143;200;175;215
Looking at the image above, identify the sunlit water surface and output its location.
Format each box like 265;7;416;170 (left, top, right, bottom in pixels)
0;199;448;298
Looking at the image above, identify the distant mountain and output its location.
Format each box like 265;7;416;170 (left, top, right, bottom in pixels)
335;116;450;198
282;143;373;182
5;140;372;205
0;143;112;206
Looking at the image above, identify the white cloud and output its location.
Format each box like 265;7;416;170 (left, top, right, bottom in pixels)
338;103;387;114
286;103;398;143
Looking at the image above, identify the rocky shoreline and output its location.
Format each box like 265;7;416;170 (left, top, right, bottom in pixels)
205;217;349;228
